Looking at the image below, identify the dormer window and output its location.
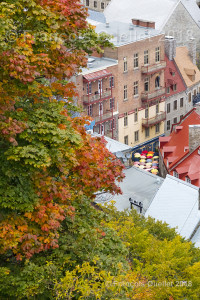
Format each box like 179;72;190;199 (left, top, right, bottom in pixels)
185;177;191;184
173;171;179;178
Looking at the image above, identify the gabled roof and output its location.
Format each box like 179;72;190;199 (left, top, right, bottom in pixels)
174;147;200;186
145;175;200;240
104;0;200;30
174;47;200;88
104;0;179;30
159;109;200;169
95;167;164;212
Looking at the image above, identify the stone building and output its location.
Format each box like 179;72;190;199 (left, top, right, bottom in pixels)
104;0;200;51
82;0;111;11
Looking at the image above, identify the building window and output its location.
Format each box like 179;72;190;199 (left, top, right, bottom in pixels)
155;123;160;133
166;86;170;94
167;120;170;131
155;76;160;88
99;102;103;115
167;103;170;114
180;97;184;107
94;1;97;7
110;118;115;130
133;81;139;96
109;76;114;88
86;82;92;94
144;77;149;92
144;50;149;65
124;135;128;145
180;115;183;120
188;92;191;102
173;100;177;110
173;117;177;124
87;104;93;116
101;2;105;9
86;0;89;6
145;127;150;138
173;84;177;91
145;107;149;119
123;57;128;72
134;109;138;122
155;47;160;62
156;103;159;114
110;98;115;110
134;53;139;69
185;177;191;184
134;130;139;142
124;85;128;100
173;171;179;178
124;112;128;126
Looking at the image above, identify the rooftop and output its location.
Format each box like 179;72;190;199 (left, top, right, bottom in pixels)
104;0;200;30
81;56;118;76
92;132;132;153
94;21;161;46
174;47;200;88
95;167;164;213
145;175;200;240
159;109;200;169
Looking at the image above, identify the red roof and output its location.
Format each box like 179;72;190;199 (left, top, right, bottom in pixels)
173;148;200;186
83;69;112;82
160;109;200;171
164;55;186;96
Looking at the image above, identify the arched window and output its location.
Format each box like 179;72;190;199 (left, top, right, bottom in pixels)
155;76;160;88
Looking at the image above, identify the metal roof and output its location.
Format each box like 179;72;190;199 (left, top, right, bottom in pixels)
145;175;200;240
95;167;164;213
83;69;112;81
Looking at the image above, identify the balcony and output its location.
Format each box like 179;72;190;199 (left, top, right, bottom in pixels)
95;111;114;124
142;111;166;127
141;61;166;75
83;89;112;105
141;87;165;102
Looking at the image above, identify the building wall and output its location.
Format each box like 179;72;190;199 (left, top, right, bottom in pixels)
118;100;165;146
164;2;200;51
165;91;192;135
75;63;119;140
83;0;111;11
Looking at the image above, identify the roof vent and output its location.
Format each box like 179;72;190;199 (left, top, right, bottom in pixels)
106;22;109;28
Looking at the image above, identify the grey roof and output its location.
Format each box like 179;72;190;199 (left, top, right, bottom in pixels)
81;56;118;76
104;0;179;30
182;0;200;29
95;167;164;213
104;0;200;30
145;175;200;240
95;21;161;46
92;132;132;153
88;9;106;24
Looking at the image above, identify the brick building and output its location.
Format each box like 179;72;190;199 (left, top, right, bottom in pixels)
159;109;200;187
75;19;167;150
76;57;119;139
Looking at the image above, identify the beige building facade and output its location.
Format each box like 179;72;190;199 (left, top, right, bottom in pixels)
82;0;111;11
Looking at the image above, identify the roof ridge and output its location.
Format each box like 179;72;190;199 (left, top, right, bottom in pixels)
166;174;199;190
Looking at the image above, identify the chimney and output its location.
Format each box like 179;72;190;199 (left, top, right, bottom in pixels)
189;125;200;152
188;38;196;65
132;19;155;29
165;36;176;60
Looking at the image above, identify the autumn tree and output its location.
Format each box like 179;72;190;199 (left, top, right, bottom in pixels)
1;1;200;300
